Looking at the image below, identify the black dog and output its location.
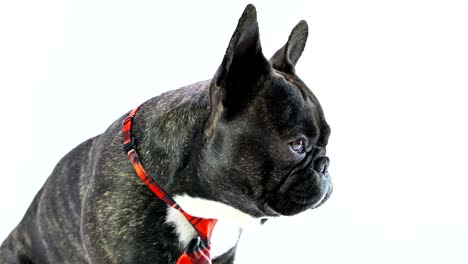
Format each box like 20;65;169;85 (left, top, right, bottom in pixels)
0;4;332;263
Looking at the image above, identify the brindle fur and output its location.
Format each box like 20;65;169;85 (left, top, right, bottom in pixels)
1;5;331;263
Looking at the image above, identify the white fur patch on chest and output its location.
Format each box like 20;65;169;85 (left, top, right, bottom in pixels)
165;194;261;258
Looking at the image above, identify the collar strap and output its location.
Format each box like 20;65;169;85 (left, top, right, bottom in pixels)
122;105;217;264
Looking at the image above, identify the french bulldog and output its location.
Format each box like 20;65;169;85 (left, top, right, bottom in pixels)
0;4;332;264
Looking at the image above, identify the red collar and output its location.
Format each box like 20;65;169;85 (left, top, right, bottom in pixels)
122;105;217;264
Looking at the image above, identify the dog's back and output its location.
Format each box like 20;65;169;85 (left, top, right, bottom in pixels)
0;136;99;263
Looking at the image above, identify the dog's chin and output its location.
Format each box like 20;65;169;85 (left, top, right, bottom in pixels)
310;180;333;210
265;172;333;216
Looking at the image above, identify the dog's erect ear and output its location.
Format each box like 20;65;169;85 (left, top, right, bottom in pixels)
270;20;308;73
214;4;270;88
207;4;270;136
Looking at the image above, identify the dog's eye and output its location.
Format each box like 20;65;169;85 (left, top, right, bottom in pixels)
289;138;306;154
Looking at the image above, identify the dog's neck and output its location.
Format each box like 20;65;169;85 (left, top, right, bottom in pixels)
130;80;212;195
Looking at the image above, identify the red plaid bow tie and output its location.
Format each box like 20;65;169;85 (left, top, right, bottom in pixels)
122;105;217;264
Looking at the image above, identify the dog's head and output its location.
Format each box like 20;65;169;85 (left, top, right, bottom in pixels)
202;5;332;217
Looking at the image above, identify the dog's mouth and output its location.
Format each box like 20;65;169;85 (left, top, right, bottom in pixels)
266;176;332;216
261;203;282;217
263;153;333;216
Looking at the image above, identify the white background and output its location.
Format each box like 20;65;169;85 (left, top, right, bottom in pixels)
1;0;467;263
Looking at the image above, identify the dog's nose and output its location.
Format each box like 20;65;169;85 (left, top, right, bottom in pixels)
314;156;329;174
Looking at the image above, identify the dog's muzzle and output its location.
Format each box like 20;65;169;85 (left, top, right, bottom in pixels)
310;156;333;209
265;147;333;216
